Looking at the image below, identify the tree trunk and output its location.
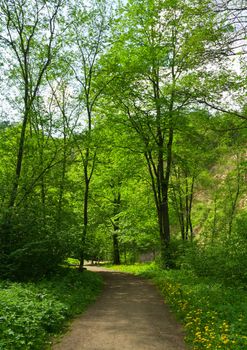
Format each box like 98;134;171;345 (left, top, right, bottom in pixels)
173;168;186;240
189;177;194;241
112;192;121;265
2;102;29;253
57;125;67;230
228;159;241;236
8;108;29;210
79;176;89;271
113;232;121;265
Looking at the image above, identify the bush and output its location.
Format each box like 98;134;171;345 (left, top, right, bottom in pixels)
0;267;103;349
0;205;77;280
234;211;247;239
0;284;66;350
181;238;247;286
5;240;65;281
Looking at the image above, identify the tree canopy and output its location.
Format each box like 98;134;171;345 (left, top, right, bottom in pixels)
0;0;246;278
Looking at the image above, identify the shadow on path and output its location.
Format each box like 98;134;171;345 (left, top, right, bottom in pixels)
53;266;188;350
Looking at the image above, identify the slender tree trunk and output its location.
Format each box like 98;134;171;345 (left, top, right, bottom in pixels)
179;195;185;240
174;167;186;240
185;174;189;240
157;138;169;253
57;150;66;230
8;106;29;210
212;193;218;241
161;126;173;264
228;159;241;236
189;177;194;241
112;192;121;265
2;98;29;253
57;117;67;230
79;174;89;271
40;155;46;224
172;181;185;241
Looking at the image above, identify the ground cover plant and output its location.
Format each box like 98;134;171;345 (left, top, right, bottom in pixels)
109;263;247;350
0;267;102;350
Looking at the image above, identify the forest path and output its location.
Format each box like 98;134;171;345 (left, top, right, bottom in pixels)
52;266;188;350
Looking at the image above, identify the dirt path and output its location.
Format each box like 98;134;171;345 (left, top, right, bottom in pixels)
52;266;188;350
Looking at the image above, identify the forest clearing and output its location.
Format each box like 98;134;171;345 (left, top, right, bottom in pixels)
0;0;247;349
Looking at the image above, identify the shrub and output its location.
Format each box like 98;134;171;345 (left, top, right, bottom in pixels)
0;268;103;349
181;238;247;286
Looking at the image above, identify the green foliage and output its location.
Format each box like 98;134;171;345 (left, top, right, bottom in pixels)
156;239;193;269
0;211;69;280
0;268;103;350
0;0;246;334
234;211;247;239
158;272;247;350
0;122;83;280
181;237;247;287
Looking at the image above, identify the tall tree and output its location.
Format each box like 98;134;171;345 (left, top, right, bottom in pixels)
67;0;114;269
0;0;62;211
0;0;63;257
105;0;228;264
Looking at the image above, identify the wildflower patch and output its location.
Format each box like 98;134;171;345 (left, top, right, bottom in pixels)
109;263;247;350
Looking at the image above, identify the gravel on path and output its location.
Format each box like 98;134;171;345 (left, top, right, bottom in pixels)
52;266;188;350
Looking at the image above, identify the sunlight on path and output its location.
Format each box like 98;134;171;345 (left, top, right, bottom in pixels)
53;266;187;350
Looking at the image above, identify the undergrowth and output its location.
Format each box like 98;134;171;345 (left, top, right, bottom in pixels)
0;267;103;350
109;263;247;350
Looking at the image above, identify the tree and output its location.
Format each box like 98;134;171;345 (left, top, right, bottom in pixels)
0;0;63;257
171;110;217;241
105;0;228;264
65;0;115;269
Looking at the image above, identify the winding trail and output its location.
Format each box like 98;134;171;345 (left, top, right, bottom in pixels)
52;266;188;350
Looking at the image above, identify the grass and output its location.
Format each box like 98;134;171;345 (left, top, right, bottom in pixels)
0;266;103;350
108;263;247;350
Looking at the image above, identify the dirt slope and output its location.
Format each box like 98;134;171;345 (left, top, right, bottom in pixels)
52;266;188;350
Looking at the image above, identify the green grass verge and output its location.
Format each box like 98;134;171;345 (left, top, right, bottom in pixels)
108;263;247;350
0;267;103;350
